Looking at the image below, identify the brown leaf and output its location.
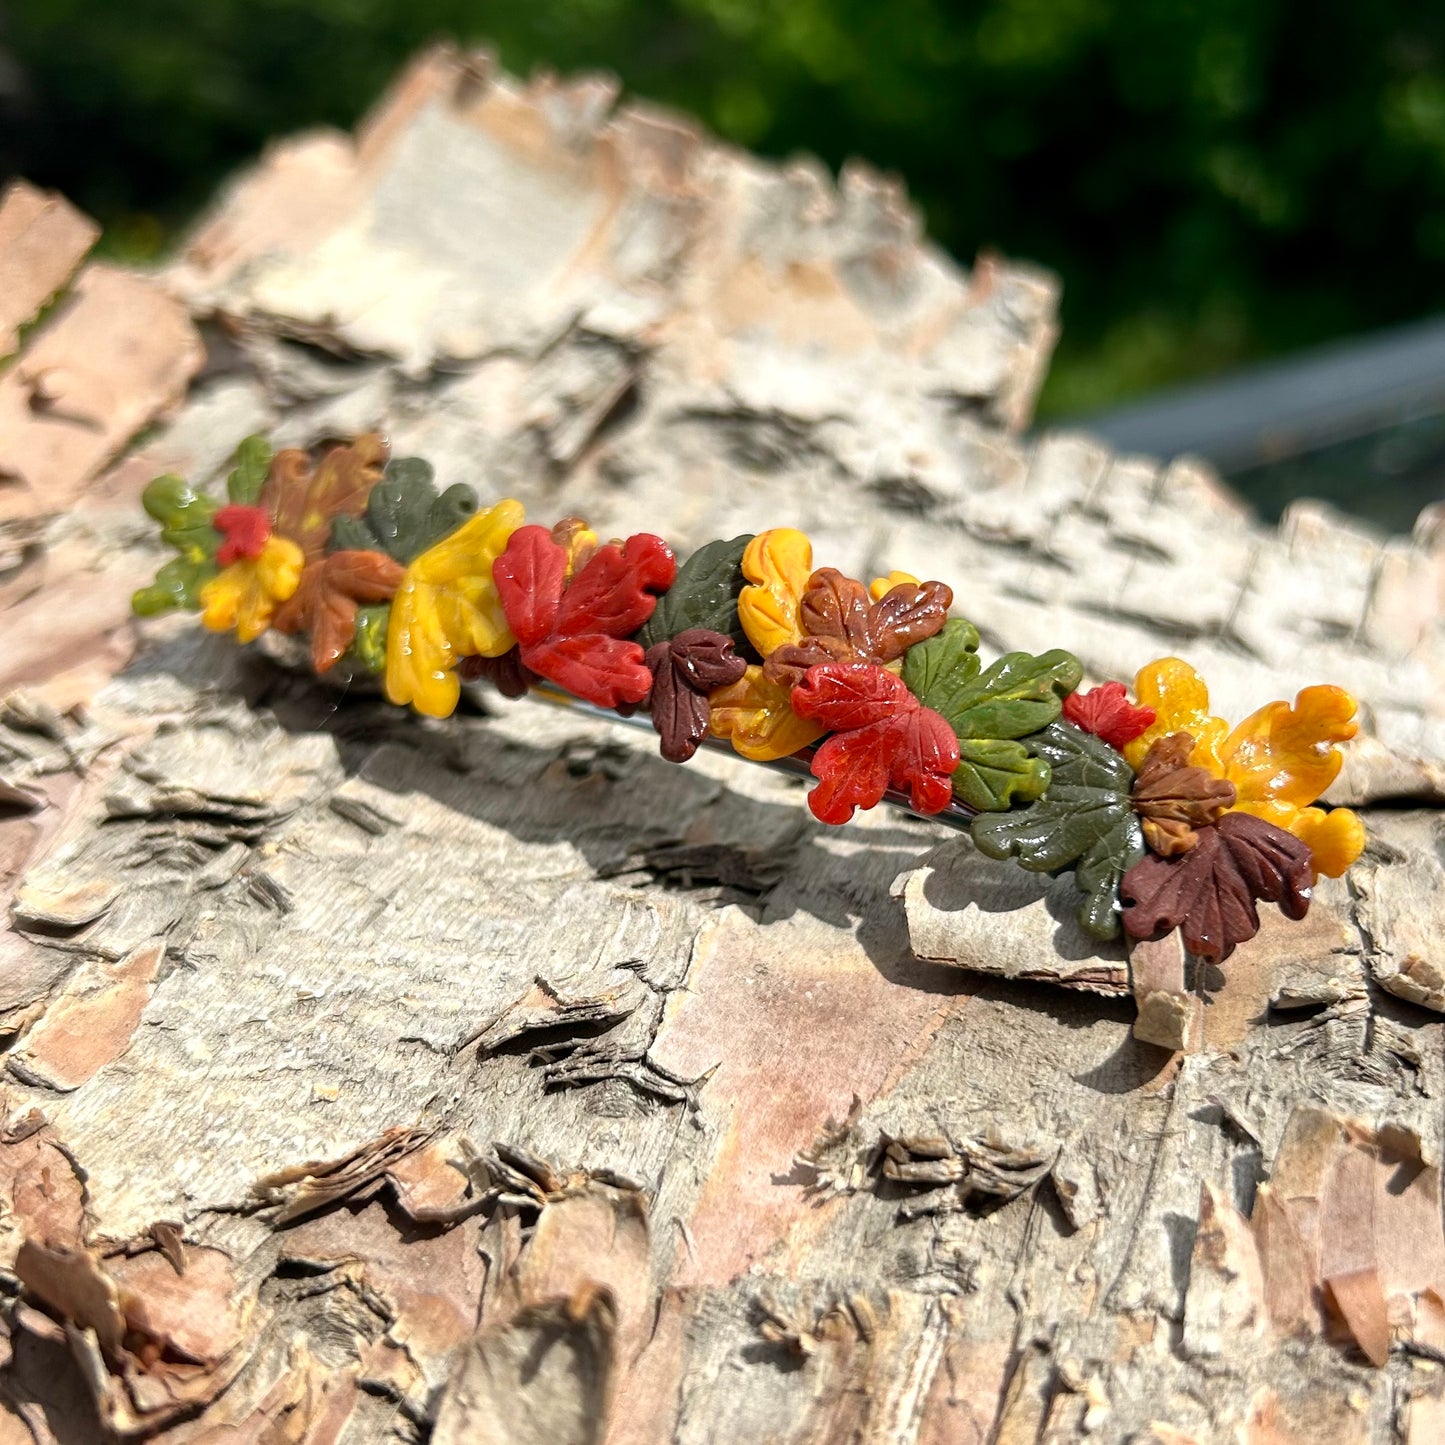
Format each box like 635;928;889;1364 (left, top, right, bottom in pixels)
261;434;389;559
866;579;953;662
763;569;952;685
460;646;537;698
272;549;405;672
1120;811;1314;962
646;629;747;763
1131;731;1237;855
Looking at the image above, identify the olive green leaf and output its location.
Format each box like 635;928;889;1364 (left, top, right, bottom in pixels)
226;434;272;505
638;534;755;653
330;458;479;564
131;474;220;615
969;720;1145;940
902;622;1082;810
347;604;390;674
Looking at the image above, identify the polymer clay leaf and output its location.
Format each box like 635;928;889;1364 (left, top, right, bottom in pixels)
1131;731;1236;856
262;433;388;560
970;721;1145;941
459;647;536;699
1120;811;1314;963
131;474;219;614
791;662;959;824
646;629;748;763
1062;681;1156;752
225;435;272;506
1220;686;1358;816
385;499;525;718
273;550;406;673
1124;657;1230;773
764;570;954;685
738;529;813;658
213;505;272;566
904;624;1082;811
493;525;676;709
348;605;390;674
638;535;755;652
330;457;480;564
1124;660;1365;877
199;536;306;645
709;666;824;761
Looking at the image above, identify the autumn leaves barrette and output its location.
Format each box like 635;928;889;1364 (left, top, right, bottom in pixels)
133;434;1366;965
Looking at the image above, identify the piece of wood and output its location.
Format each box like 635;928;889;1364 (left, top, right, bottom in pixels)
0;180;98;359
2;43;1444;1445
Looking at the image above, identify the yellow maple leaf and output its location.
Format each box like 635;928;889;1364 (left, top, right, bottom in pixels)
199;536;305;644
385;499;525;718
1125;657;1364;877
738;529;814;658
1123;657;1230;773
708;665;824;761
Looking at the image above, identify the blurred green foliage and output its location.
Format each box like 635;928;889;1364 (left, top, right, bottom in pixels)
5;0;1445;419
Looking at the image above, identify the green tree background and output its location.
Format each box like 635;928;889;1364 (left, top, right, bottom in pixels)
5;0;1445;445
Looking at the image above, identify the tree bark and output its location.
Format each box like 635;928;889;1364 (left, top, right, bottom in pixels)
2;44;1445;1444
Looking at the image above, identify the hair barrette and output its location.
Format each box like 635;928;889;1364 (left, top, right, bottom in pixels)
132;432;1366;967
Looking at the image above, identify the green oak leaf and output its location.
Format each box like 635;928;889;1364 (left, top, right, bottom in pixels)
903;621;1082;810
131;474;220;615
969;720;1145;941
331;457;479;563
226;434;272;505
347;604;390;674
637;534;755;653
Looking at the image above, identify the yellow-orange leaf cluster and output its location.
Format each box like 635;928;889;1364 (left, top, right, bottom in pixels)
199;536;305;644
1124;657;1365;877
385;499;525;718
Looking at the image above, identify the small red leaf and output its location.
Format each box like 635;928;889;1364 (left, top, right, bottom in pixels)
791;662;959;825
1062;681;1156;751
213;504;272;566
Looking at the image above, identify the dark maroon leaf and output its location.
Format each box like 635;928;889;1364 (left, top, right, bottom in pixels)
645;628;747;763
459;648;536;699
1120;811;1314;963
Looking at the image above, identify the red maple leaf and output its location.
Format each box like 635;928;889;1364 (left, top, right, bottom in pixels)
1062;681;1156;751
213;504;272;566
493;525;677;708
790;662;960;825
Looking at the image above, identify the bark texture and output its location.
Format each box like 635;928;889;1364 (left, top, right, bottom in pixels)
3;44;1445;1444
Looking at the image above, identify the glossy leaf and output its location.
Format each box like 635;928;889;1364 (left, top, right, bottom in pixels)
738;528;813;658
903;623;1080;811
225;435;272;506
1121;811;1314;963
213;504;271;566
638;534;754;652
646;629;748;763
262;433;389;560
1062;681;1156;751
1123;657;1230;773
970;721;1145;940
348;604;390;674
791;662;959;824
330;457;480;564
708;665;824;761
198;536;305;645
131;474;219;615
385;499;526;718
1124;658;1365;877
1131;731;1236;856
493;525;676;709
273;550;406;673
